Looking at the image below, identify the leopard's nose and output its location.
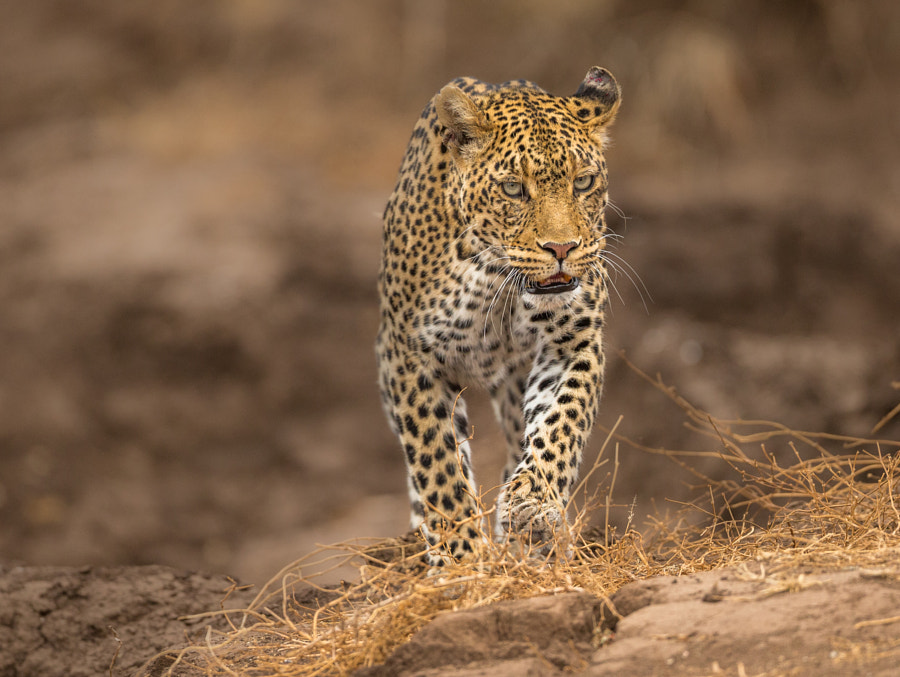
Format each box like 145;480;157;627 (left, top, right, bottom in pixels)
540;240;580;260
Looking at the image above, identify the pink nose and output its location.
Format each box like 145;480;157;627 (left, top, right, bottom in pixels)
541;240;579;260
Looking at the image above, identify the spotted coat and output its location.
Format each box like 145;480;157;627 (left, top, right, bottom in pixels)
377;67;622;562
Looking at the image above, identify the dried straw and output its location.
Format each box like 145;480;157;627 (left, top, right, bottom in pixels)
143;361;900;676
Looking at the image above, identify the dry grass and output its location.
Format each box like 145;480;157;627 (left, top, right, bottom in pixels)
145;362;900;676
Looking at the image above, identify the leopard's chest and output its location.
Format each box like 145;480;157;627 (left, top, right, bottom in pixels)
413;265;543;387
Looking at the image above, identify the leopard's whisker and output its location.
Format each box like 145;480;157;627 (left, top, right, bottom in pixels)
594;257;639;310
450;246;507;271
591;251;651;312
474;253;512;270
599;231;624;243
484;267;518;341
440;222;478;258
478;262;513;316
601;249;651;305
607;198;628;223
478;262;510;295
589;262;625;309
499;269;524;338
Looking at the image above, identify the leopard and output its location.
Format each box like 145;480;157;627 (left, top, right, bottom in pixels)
376;66;622;563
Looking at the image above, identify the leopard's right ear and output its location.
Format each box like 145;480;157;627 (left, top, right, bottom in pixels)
434;85;491;158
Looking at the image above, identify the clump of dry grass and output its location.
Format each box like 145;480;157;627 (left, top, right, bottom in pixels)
145;364;899;676
615;360;900;570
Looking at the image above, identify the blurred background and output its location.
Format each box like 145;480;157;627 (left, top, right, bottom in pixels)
1;0;898;585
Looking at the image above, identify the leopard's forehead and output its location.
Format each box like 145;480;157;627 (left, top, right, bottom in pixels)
478;88;601;172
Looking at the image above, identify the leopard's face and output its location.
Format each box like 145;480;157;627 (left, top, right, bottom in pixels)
439;84;618;302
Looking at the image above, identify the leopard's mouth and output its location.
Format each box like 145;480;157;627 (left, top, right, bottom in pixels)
525;273;580;295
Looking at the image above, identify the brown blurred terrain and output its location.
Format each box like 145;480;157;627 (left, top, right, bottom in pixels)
1;0;898;593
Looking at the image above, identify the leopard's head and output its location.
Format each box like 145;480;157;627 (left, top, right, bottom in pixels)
436;67;621;301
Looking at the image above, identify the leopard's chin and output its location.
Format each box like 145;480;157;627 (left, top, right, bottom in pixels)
525;273;580;295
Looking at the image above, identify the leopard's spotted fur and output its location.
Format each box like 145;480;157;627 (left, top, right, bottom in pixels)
377;67;622;562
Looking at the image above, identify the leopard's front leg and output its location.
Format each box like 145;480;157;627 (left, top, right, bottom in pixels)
379;353;483;563
496;335;604;548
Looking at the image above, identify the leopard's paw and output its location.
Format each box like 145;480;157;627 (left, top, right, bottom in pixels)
420;525;490;567
498;495;570;554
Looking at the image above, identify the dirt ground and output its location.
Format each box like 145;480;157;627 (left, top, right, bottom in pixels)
354;564;900;677
1;1;899;675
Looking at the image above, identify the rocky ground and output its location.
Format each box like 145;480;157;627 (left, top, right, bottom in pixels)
358;565;900;677
1;2;898;675
5;551;900;676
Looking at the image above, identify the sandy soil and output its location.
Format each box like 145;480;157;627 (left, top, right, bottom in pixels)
0;563;255;677
1;1;899;675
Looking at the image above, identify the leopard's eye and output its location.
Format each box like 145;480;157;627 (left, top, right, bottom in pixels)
501;180;524;198
573;174;595;192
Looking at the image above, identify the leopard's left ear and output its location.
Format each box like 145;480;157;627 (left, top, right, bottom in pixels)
572;66;621;127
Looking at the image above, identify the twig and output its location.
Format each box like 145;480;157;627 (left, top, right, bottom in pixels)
854;614;900;629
